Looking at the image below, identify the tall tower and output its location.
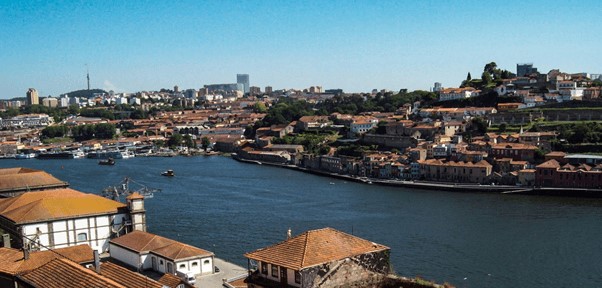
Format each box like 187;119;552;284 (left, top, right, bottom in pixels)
87;70;90;90
126;192;146;232
237;74;250;94
26;88;39;106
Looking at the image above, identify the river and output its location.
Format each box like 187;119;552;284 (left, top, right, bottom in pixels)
1;156;601;287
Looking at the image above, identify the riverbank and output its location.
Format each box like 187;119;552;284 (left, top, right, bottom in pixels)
231;154;602;197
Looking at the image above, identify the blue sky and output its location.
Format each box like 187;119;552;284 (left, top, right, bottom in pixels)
1;0;600;98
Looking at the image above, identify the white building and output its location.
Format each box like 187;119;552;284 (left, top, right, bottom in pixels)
350;119;378;135
439;87;480;101
109;230;215;276
0;188;141;253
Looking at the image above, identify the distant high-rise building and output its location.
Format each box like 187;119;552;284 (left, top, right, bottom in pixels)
309;86;323;93
249;86;261;95
517;63;538;77
265;86;273;94
198;87;208;97
237;74;250;94
26;88;39;106
433;82;442;92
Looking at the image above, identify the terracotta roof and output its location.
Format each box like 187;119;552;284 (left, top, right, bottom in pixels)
158;273;194;288
97;262;164;288
536;159;560;169
18;258;125;288
0;167;68;193
244;227;389;270
0;244;94;275
0;189;126;224
110;231;214;261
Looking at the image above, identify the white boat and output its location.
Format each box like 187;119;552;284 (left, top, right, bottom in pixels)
15;153;36;159
120;150;135;159
72;150;86;159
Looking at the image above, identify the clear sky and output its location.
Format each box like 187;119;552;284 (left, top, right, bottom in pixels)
1;0;600;99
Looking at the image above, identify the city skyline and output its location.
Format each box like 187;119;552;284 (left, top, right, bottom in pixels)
1;0;601;99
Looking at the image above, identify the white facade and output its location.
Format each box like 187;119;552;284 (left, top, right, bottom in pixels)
350;121;377;134
21;213;127;253
439;88;480;101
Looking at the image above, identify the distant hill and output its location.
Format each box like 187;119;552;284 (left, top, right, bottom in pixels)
61;89;107;98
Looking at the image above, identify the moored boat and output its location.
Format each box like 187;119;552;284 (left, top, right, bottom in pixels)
98;158;116;165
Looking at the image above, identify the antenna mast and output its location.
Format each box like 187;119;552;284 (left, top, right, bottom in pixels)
86;64;90;90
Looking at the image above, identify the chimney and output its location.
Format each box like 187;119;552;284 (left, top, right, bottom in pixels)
94;250;100;274
287;228;291;239
2;234;10;248
23;247;29;260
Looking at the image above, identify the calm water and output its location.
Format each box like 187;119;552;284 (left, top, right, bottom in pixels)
2;156;601;287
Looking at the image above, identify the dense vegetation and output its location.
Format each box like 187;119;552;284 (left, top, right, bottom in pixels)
71;123;116;141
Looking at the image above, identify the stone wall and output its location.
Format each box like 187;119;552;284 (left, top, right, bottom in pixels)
362;134;418;150
301;250;390;288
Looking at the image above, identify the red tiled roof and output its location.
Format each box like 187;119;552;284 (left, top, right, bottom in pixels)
244;227;389;270
97;262;164;288
0;189;126;224
18;258;125;288
0;167;68;193
110;231;213;261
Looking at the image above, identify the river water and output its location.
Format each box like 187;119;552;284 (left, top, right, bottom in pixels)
1;156;601;287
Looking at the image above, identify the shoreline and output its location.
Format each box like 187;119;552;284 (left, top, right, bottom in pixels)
231;155;602;198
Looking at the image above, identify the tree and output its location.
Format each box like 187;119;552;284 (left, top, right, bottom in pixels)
498;123;507;133
253;102;267;113
484;62;497;74
183;134;195;148
481;71;493;85
167;134;183;148
201;136;210;151
466;72;472;81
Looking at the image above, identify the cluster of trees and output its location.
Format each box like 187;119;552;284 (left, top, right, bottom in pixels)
256;90;438;128
42;123;116;141
258;98;316;126
550;122;602;144
272;133;330;154
71;123;116;141
317;90;437;115
167;134;195;148
461;62;515;90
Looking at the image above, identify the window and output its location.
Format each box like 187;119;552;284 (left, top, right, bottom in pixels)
77;233;87;242
179;264;186;269
203;260;210;264
295;271;301;284
271;265;278;277
261;262;267;274
160;260;164;265
192;262;198;267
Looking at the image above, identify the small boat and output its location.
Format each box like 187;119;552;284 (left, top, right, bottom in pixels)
161;169;175;177
98;158;115;165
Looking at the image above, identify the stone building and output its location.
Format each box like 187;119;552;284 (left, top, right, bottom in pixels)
244;227;390;288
